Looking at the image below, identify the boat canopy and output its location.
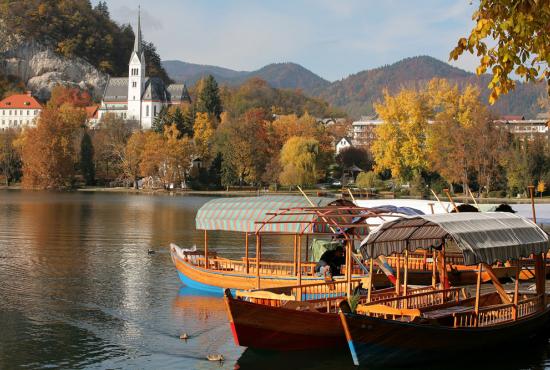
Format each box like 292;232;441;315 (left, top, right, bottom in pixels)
195;196;353;233
360;212;549;265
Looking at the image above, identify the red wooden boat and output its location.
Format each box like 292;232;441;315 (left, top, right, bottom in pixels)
339;212;550;366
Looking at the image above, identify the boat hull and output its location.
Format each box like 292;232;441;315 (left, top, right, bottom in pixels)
224;290;345;350
340;308;550;366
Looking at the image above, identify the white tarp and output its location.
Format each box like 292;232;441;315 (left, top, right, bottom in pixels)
360;212;549;266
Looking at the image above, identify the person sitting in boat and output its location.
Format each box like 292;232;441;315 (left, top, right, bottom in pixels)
315;246;345;277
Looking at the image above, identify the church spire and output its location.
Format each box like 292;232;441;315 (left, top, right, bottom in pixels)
133;6;142;55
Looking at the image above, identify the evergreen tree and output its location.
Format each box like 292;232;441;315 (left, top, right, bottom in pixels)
195;75;223;120
172;106;194;137
80;131;95;186
152;106;170;133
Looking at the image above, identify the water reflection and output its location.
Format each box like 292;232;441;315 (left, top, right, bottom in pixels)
1;190;550;369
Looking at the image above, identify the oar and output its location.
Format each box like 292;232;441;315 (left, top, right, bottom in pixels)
468;187;479;209
347;188;356;203
430;189;449;213
443;188;459;212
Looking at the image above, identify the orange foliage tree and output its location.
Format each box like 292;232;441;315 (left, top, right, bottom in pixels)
21;104;86;189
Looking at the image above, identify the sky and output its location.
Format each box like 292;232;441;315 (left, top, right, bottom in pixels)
96;0;480;82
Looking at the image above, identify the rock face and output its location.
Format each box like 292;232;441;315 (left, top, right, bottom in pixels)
0;40;108;101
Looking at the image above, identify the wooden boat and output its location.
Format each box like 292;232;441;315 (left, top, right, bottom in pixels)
171;196;527;293
224;281;439;351
339;212;550;366
170;196;405;293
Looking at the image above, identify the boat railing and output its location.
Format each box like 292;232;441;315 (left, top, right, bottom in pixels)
360;288;462;310
453;294;544;328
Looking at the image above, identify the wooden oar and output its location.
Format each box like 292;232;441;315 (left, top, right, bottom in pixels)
430;189;449;213
443;188;459;212
347;188;357;203
468;187;479;209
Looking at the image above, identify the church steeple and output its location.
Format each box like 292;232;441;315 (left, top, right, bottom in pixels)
133;6;143;56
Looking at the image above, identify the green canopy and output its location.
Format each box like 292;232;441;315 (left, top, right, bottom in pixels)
195;195;349;234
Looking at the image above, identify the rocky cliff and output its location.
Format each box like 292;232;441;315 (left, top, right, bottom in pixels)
0;35;108;101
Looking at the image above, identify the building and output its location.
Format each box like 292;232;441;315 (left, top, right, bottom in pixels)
335;137;352;154
493;116;549;141
0;91;43;130
98;10;190;129
351;116;383;148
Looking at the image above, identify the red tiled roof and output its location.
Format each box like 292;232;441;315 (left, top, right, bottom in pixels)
501;115;524;121
85;105;99;119
0;92;43;110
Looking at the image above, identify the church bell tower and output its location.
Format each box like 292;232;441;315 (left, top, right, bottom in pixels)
127;7;146;126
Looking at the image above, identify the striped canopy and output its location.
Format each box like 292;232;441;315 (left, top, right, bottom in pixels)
195;196;351;233
361;212;549;266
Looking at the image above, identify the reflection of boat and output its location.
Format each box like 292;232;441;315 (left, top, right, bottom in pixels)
339;212;550;367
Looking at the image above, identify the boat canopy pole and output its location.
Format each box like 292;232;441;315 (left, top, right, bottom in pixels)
204;230;208;269
474;263;482;326
245;233;249;274
297;235;302;300
256;235;261;289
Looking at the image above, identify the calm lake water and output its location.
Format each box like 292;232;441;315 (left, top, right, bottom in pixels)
1;190;550;370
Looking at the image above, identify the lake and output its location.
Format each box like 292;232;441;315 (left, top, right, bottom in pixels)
1;190;550;369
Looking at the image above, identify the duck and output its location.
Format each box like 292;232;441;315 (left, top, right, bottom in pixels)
207;354;224;362
147;249;156;255
179;333;189;340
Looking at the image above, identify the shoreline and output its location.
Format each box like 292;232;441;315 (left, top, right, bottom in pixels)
1;185;549;204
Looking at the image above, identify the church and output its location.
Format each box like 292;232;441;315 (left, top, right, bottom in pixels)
98;11;190;129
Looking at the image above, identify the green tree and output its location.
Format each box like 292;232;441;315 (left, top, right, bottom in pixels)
355;171;380;190
450;0;550;102
79;130;95;185
195;75;223;120
279;136;319;186
0;129;21;185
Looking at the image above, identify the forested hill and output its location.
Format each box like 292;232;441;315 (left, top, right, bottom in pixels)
0;0;170;84
319;56;546;118
164;61;330;93
165;56;546;119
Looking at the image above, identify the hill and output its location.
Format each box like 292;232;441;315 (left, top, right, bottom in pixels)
165;55;546;119
163;61;330;94
319;56;546;118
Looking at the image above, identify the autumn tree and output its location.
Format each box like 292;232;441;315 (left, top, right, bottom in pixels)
49;85;92;108
21;104;86;189
372;88;431;180
92;114;133;183
279;136;320;186
195;75;223;120
336;147;373;173
193;112;216;163
216;108;269;186
450;0;550;102
79;130;95;185
122;131;147;188
0;129;21;185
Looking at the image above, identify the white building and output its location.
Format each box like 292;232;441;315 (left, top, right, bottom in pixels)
0;91;43;130
351;116;383;148
98;10;190;129
335;137;352;154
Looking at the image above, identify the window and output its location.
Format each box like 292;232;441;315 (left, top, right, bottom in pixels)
146;105;149;117
132;81;137;88
154;105;157;116
27;110;29;115
14;110;16;116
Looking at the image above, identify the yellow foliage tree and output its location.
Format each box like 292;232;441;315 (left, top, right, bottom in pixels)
279;136;319;186
450;0;550;102
193;112;216;163
538;180;546;198
372;88;431;180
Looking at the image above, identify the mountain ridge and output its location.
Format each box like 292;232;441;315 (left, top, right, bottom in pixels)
163;55;546;119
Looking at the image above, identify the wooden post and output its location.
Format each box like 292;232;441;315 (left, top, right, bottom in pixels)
293;234;298;276
297;235;302;301
403;250;409;297
428;202;435;215
245;232;249;274
528;185;537;223
442;243;447;289
474;263;482;327
395;254;401;295
346;240;352;298
204;230;208;269
305;235;309;262
513;261;520;320
367;257;374;302
256;235;261;289
431;250;437;288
